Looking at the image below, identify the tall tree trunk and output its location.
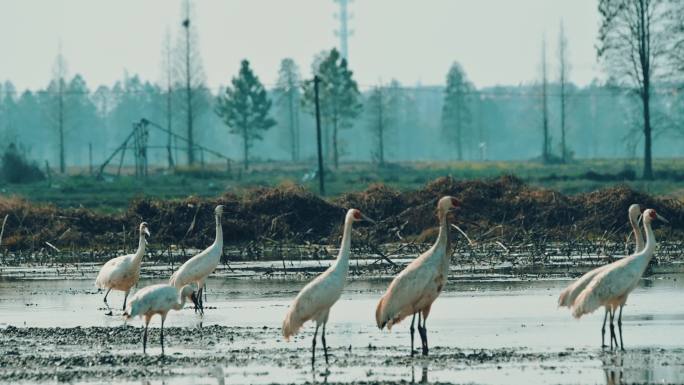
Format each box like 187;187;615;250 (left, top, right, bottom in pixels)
166;89;174;168
642;85;652;179
243;126;249;171
378;89;384;165
332;117;339;169
185;17;194;166
288;88;296;162
58;79;65;174
456;104;462;161
638;0;652;180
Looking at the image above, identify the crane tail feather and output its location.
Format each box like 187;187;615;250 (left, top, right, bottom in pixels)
571;288;601;319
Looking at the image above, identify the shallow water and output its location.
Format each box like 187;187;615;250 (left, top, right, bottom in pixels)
1;273;683;384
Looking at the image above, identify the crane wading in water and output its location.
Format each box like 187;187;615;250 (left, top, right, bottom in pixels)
375;196;460;356
569;208;668;351
124;283;199;354
95;222;151;312
558;204;644;348
282;208;374;366
170;205;224;314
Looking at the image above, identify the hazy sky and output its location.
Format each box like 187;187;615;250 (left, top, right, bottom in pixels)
0;0;601;92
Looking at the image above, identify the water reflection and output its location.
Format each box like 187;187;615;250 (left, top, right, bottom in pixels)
209;366;225;385
411;363;428;384
311;366;330;384
602;354;623;385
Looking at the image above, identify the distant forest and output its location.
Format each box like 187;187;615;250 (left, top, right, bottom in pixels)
1;70;683;170
2;0;684;174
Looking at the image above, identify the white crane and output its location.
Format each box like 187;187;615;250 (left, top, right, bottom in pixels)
95;222;150;312
124;283;199;354
375;196;460;356
570;208;667;350
558;204;644;348
282;208;373;366
169;205;224;313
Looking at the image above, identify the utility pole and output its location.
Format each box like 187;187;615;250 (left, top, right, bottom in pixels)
377;86;384;165
183;1;194;165
314;76;325;195
334;0;352;61
541;37;549;164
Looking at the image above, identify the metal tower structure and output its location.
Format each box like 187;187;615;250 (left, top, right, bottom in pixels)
334;0;352;60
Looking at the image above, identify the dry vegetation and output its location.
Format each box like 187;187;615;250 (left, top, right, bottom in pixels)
0;176;682;257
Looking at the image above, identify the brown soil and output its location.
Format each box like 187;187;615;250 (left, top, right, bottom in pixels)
0;176;682;251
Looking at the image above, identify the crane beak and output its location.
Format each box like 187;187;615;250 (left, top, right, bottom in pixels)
657;214;669;223
362;214;376;224
144;228;151;238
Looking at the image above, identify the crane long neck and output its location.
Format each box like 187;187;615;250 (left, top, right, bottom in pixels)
436;208;450;253
334;217;353;272
635;219;657;274
630;215;645;252
132;230;146;265
214;213;223;247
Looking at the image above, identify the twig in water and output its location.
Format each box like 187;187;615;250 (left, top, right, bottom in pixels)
0;214;8;247
451;224;476;246
45;242;60;253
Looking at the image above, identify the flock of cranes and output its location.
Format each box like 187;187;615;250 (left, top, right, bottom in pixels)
95;197;667;361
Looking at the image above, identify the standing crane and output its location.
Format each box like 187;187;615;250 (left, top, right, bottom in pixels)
282;208;374;366
569;208;668;350
558;204;644;347
96;222;151;312
375;196;460;356
170;205;224;313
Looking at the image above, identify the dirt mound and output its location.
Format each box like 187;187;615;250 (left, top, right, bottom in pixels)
0;177;682;252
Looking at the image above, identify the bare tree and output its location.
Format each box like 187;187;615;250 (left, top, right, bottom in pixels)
597;0;669;179
47;49;68;173
174;0;208;166
540;37;550;163
558;21;570;163
161;28;175;168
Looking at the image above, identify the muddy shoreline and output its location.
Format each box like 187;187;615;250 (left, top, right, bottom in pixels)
3;325;682;384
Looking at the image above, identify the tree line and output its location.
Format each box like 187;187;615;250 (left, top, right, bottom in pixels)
2;0;684;178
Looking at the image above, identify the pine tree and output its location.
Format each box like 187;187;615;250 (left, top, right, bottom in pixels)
216;60;276;170
441;62;474;161
302;48;362;169
275;58;301;162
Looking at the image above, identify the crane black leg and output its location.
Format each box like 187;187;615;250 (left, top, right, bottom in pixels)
609;309;617;350
142;323;149;354
322;323;329;364
617;306;625;351
601;309;608;348
410;313;416;357
103;288;111;304
417;314;428;356
312;324;319;367
421;318;429;356
122;290;129;311
160;318;165;355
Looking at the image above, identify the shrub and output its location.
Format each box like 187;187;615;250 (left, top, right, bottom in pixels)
0;144;45;184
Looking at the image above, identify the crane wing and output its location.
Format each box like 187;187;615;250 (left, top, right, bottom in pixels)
572;263;642;318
